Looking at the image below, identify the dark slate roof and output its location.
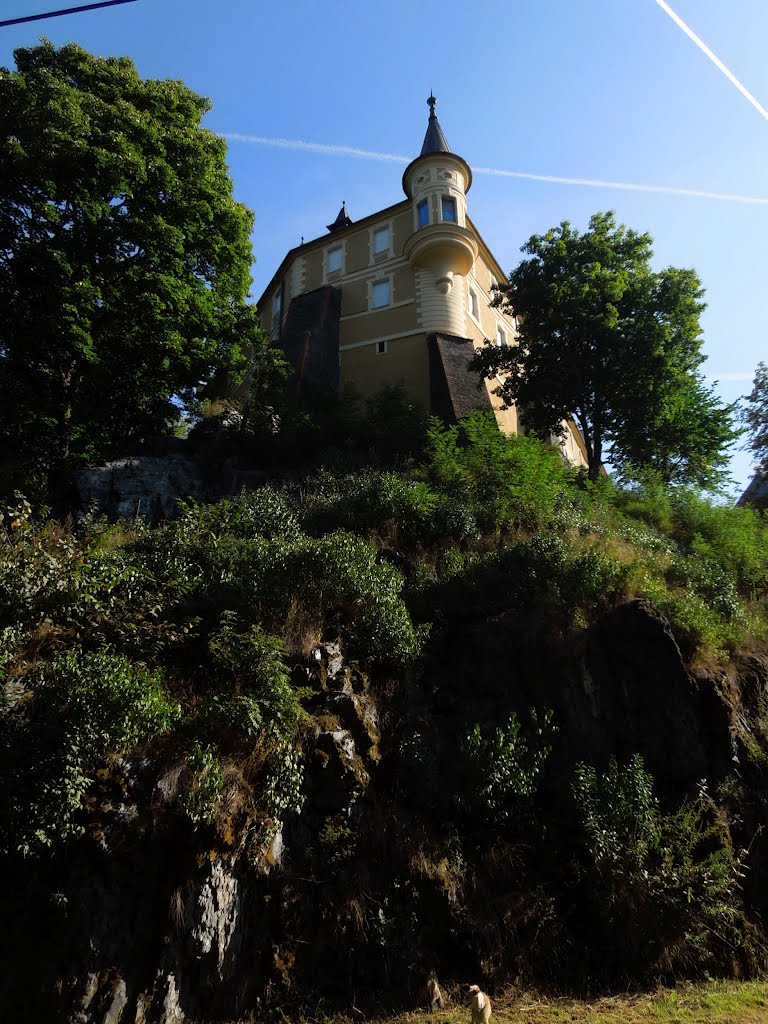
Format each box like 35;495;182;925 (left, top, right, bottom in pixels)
737;471;768;509
420;93;451;156
427;333;493;421
327;203;353;233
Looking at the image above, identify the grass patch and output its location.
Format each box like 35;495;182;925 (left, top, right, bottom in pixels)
252;981;768;1024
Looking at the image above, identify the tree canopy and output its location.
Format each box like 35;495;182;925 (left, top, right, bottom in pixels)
743;362;768;477
0;41;275;496
470;212;739;486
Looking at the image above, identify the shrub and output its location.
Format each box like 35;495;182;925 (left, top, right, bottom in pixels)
409;535;628;627
572;756;754;978
193;531;423;665
176;487;301;542
670;492;768;597
463;709;556;821
0;650;180;855
207;621;302;740
300;471;439;539
427;410;573;531
179;742;225;824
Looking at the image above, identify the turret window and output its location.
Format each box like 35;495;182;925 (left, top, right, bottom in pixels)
417;200;429;228
441;196;457;223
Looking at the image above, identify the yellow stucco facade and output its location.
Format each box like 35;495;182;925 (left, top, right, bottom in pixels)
256;98;586;469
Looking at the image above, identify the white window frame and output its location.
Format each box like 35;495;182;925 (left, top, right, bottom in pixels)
489;273;498;294
371;224;392;259
326;244;343;276
496;325;507;347
468;283;480;324
376;340;388;355
370;277;392;310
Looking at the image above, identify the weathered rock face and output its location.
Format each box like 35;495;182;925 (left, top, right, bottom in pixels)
433;599;734;799
2;625;767;1023
73;456;204;523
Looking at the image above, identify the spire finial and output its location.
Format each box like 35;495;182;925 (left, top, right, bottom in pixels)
428;92;436;114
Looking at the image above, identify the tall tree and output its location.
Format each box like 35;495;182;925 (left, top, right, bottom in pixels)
743;362;768;476
470;212;738;485
0;41;274;494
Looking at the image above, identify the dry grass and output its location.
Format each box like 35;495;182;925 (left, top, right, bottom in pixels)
206;980;768;1024
377;981;768;1024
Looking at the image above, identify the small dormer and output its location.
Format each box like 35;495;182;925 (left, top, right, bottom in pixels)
326;202;353;234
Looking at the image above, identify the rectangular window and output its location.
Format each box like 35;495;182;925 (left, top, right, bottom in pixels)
272;290;282;325
496;326;506;346
327;246;342;273
373;226;390;255
417;200;429;227
469;287;479;320
441;196;457;222
489;274;498;294
376;341;387;354
371;279;391;309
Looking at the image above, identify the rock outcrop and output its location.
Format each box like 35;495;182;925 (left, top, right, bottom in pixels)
2;626;766;1023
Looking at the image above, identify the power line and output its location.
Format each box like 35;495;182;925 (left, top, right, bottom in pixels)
0;0;138;28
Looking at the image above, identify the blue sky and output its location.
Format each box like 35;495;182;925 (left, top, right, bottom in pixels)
2;0;766;490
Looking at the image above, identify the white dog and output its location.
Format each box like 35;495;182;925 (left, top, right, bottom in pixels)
465;984;492;1024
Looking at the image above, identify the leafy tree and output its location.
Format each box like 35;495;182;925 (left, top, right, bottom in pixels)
470;212;738;485
0;41;277;494
743;362;768;476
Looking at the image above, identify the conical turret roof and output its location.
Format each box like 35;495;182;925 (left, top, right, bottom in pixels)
420;93;451;155
402;95;472;198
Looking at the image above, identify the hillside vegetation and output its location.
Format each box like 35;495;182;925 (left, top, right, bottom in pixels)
2;408;768;1021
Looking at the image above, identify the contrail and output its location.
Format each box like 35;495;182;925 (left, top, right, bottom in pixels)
473;165;768;204
223;133;410;164
655;0;768;123
223;132;768;205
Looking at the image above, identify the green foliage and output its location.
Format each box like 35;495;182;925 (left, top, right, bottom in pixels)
0;41;279;495
572;756;752;977
573;755;660;869
668;491;768;597
410;535;629;627
0;650;180;855
262;741;305;833
207;621;302;739
201;531;423;664
300;470;440;539
743;361;768;476
470;211;739;485
179;742;225;824
463;709;556;820
176;488;301;543
426;410;572;530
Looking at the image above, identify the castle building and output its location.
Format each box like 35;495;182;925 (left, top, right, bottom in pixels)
257;96;587;466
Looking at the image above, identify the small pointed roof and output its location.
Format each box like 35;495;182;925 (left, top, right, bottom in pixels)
420;93;451;156
327;202;353;233
402;95;472;198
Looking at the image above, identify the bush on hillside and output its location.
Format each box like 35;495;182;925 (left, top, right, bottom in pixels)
426;410;573;531
0;650;180;856
463;709;556;821
572;756;756;979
